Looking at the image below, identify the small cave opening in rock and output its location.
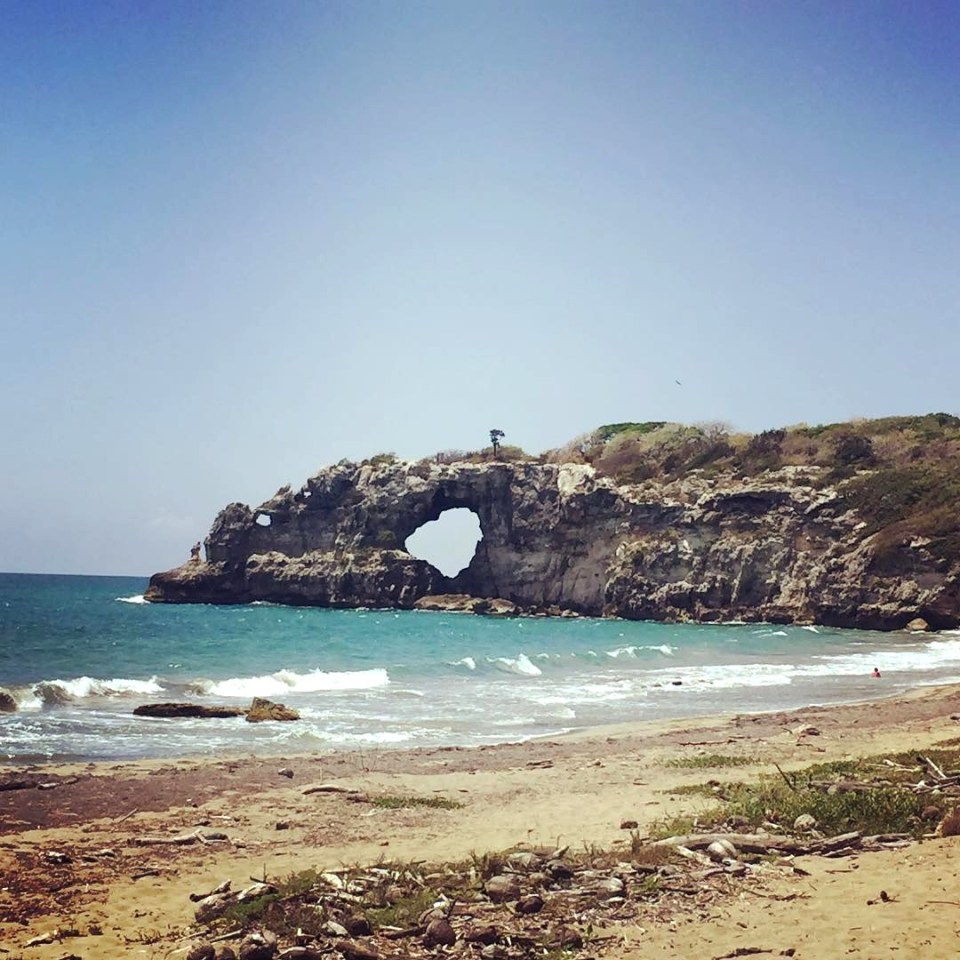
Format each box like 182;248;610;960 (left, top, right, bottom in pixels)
405;508;482;578
255;513;272;527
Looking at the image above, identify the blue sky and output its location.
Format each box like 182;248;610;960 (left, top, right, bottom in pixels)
2;1;958;575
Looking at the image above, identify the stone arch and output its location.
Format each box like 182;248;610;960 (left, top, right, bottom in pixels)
404;507;483;578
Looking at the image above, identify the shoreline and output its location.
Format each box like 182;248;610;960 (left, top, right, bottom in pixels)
3;683;960;958
0;679;923;768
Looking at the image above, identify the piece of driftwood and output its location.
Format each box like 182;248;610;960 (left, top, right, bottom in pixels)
919;754;947;780
24;933;57;947
131;829;228;847
194;882;276;923
302;783;352;795
190;879;231;902
773;764;797;792
208;930;245;944
651;831;861;856
713;949;773;959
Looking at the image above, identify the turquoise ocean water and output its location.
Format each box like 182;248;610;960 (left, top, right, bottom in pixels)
2;572;960;763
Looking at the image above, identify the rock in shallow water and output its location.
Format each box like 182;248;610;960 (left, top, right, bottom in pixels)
245;698;300;723
133;703;245;719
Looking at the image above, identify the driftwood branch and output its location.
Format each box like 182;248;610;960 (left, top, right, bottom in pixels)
651;831;862;856
302;783;352;796
773;763;796;792
130;829;228;847
713;949;773;959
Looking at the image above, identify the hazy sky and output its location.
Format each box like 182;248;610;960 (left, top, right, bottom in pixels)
3;1;958;576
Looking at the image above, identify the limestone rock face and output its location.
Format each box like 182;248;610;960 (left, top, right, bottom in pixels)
144;459;960;630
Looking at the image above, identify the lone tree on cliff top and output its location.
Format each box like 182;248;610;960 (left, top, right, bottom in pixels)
489;428;505;456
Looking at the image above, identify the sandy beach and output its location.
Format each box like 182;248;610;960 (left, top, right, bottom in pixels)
3;686;960;959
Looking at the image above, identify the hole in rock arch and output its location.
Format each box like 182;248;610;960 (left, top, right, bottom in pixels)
405;508;482;578
255;513;272;527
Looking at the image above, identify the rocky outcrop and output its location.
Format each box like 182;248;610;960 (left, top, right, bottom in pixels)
246;698;300;723
133;703;246;719
145;459;960;630
132;699;299;722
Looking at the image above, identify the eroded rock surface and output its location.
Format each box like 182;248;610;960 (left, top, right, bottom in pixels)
145;459;960;630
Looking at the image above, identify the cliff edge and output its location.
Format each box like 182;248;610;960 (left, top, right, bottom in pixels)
146;416;960;630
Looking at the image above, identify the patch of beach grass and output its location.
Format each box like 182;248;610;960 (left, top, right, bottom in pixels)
662;753;758;769
664;782;723;798
719;782;928;836
653;748;956;839
366;887;439;930
371;794;463;810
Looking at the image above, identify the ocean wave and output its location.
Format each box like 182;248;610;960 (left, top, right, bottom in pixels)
804;638;960;675
489;653;542;677
648;663;792;690
204;667;390;698
115;594;150;604
605;644;675;659
925;638;960;658
4;676;166;711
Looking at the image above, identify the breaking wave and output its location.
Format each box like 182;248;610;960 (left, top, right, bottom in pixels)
203;667;390;698
605;644;675;659
4;676;165;711
491;653;542;677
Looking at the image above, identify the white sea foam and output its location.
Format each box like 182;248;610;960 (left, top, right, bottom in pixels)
925;638;960;659
803;637;960;676
450;657;477;670
605;644;675;659
115;594;149;604
490;653;542;677
207;667;389;698
650;663;792;690
16;676;166;710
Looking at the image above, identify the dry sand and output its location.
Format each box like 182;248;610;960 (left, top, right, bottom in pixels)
2;685;960;958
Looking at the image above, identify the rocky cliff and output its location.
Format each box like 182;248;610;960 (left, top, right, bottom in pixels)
145;455;960;630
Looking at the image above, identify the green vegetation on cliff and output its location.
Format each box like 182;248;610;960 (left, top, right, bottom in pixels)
539;413;960;569
422;414;960;565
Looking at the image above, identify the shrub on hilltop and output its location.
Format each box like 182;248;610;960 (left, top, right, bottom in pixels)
539;413;960;559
